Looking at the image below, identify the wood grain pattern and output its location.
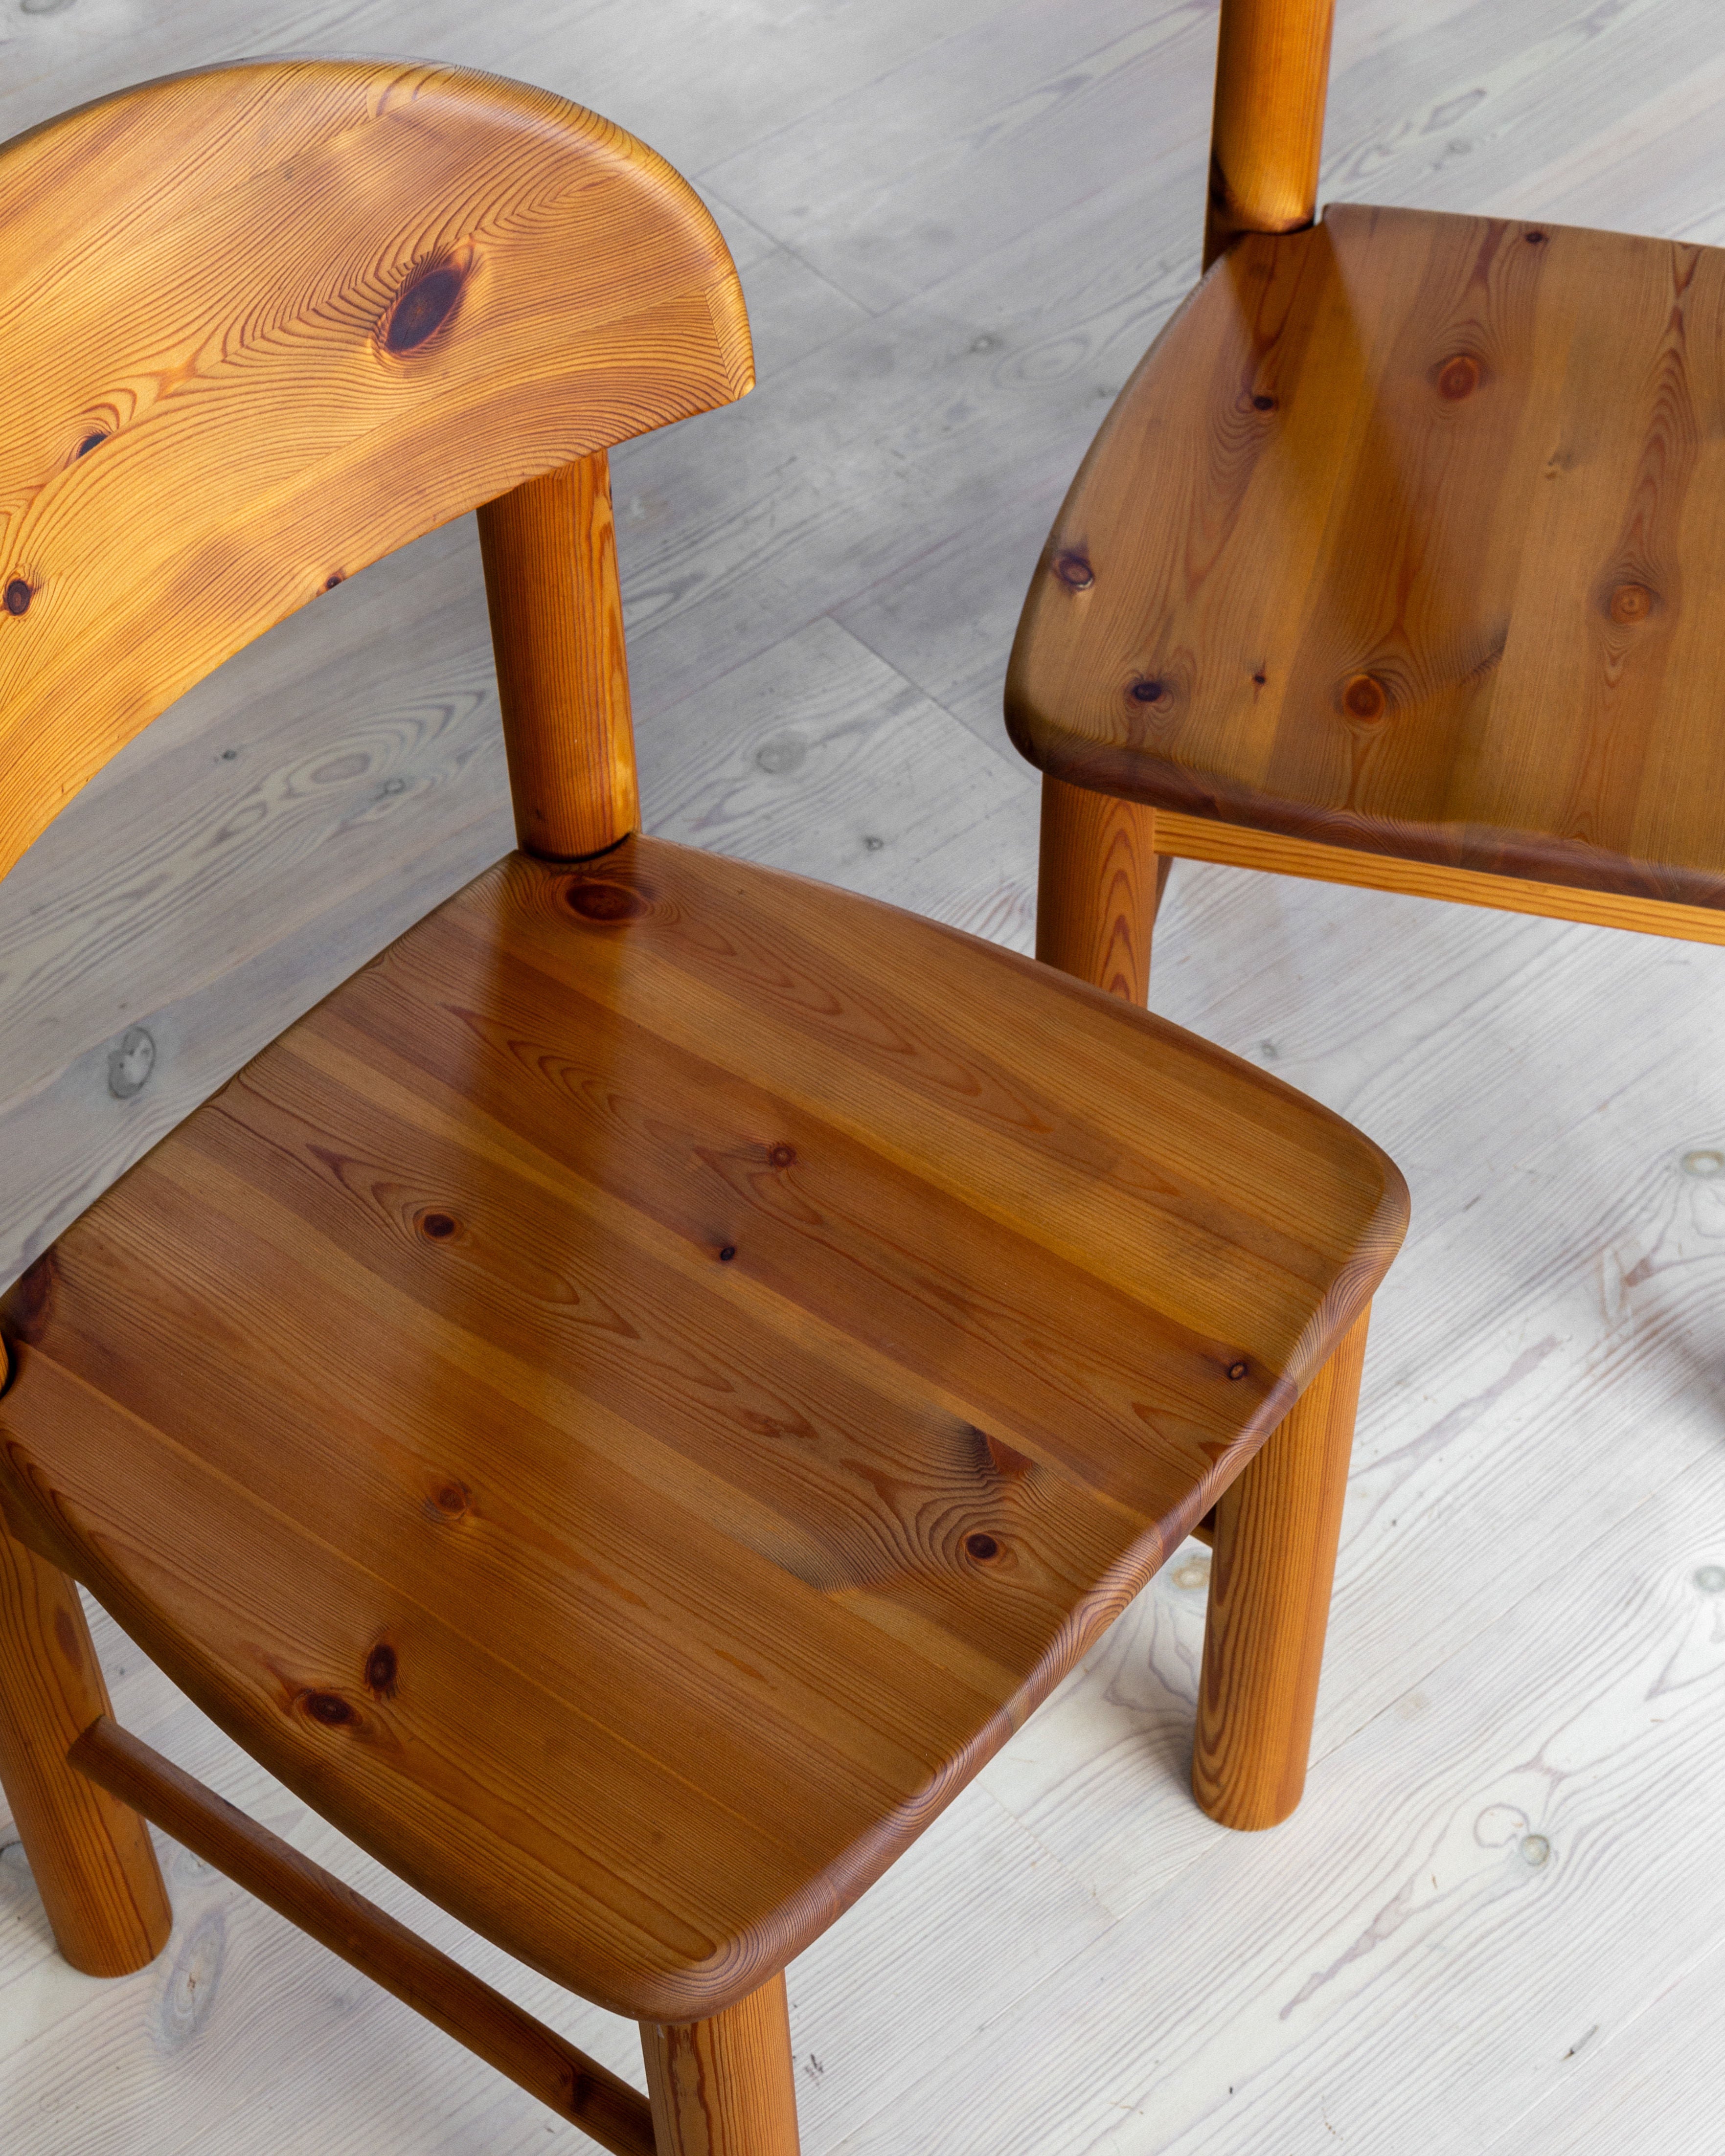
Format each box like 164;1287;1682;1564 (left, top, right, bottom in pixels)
0;1468;171;1977
643;1973;800;2156
1205;0;1337;265
1034;777;1165;1004
0;57;750;888
0;836;1404;2022
68;1715;656;2156
1008;204;1725;914
1151;807;1725;945
1192;1305;1369;1830
478;452;640;860
0;538;516;1299
5;2;1724;2150
859;1445;1725;2154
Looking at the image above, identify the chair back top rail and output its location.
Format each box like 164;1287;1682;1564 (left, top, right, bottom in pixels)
0;57;752;886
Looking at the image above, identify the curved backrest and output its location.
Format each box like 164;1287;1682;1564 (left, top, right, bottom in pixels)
0;59;752;885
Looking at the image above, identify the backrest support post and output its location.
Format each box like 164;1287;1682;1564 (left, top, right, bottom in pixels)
1203;0;1338;268
477;452;639;860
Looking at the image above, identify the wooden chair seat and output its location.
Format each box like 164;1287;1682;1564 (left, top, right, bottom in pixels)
1008;203;1725;914
0;833;1402;2024
0;49;1412;2145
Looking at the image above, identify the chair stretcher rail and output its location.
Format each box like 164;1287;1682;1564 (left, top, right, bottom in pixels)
68;1716;656;2156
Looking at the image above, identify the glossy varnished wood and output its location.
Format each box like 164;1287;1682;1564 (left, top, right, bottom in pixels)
1193;1304;1369;1830
1204;0;1337;266
0;1485;171;1976
1034;778;1164;1004
643;1974;800;2156
0;58;750;888
0;835;1405;2022
69;1716;656;2156
4;5;1722;2150
1009;205;1725;914
1152;808;1725;946
478;451;640;860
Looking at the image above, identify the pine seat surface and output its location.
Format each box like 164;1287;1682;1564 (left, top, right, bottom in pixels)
1008;204;1725;910
0;835;1400;2023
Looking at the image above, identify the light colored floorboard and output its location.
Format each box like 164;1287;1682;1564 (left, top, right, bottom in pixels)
1481;1931;1725;2154
4;2;1725;2153
641;616;1040;945
831;1449;1725;2155
0;524;511;1282
701;0;1216;316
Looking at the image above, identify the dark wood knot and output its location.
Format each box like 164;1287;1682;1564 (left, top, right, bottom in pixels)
364;1643;399;1698
76;432;106;458
1525;229;1547;245
1226;1359;1249;1381
301;1691;357;1727
1341;673;1386;721
1437;354;1480;401
1609;583;1654;624
718;1244;738;1262
1129;678;1166;705
4;579;33;616
418;1210;458;1241
564;879;648;924
381;259;469;354
1250;392;1277;412
965;1532;1001;1561
768;1143;796;1168
1053;552;1094;590
431;1481;471;1519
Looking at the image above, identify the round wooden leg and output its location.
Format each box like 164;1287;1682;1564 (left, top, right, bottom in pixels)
0;1511;172;1975
1035;775;1166;1002
1192;1305;1370;1829
641;1971;800;2156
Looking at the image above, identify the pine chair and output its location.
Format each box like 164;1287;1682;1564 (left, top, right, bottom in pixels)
0;59;1406;2156
1011;0;1725;1011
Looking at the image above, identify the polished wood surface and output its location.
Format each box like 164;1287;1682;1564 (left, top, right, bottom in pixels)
478;452;640;860
643;1974;800;2156
1034;778;1164;1004
4;5;1722;2150
1193;1304;1369;1830
0;1495;171;1977
0;835;1405;2023
1152;808;1725;946
1204;0;1337;266
70;1716;656;2156
1009;204;1725;914
0;57;750;889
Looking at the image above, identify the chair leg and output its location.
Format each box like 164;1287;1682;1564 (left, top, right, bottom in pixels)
1192;1304;1370;1829
641;1970;800;2156
1035;775;1167;1003
0;1512;172;1974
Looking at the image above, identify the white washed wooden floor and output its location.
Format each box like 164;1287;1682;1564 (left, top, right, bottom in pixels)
4;1;1725;2150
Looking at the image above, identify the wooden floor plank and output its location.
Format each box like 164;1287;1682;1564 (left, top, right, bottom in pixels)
828;1446;1725;2154
1480;1933;1725;2155
698;0;1216;317
641;617;1040;946
6;0;1725;2149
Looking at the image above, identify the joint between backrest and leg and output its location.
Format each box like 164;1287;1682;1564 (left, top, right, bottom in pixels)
1204;0;1338;266
478;450;642;861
